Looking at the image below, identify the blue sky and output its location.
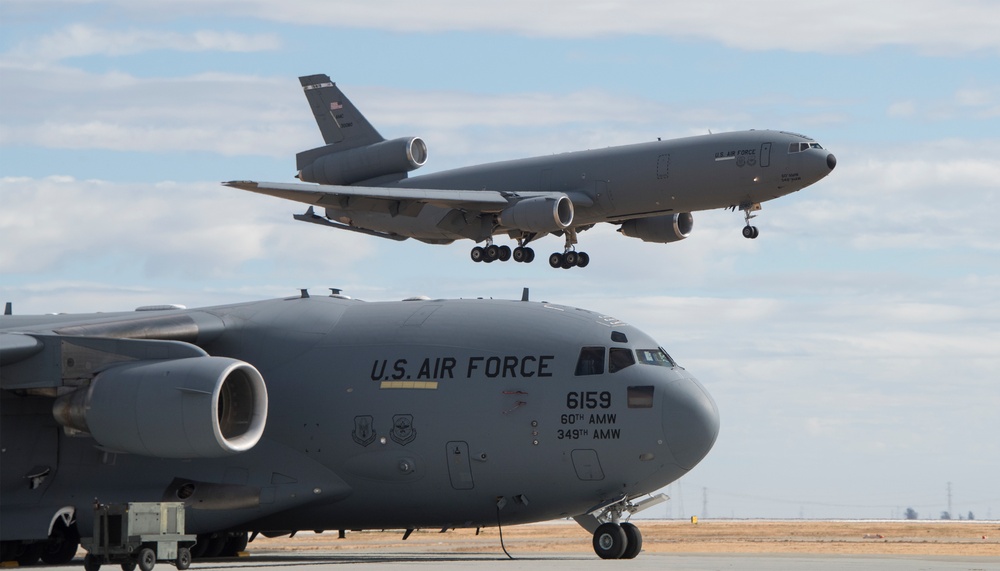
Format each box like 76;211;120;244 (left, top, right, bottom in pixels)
2;1;998;520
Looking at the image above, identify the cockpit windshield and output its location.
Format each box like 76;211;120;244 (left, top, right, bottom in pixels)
788;142;824;153
636;348;677;367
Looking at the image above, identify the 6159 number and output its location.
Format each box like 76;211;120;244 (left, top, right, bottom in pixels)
566;391;611;409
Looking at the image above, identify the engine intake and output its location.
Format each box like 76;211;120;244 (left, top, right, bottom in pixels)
500;195;574;233
298;136;427;185
619;213;693;244
52;357;267;458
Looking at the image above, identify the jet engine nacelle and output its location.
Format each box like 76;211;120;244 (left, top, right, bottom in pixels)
619;212;694;243
298;136;427;185
499;195;574;233
52;357;267;458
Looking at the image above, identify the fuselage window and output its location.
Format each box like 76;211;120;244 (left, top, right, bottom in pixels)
608;347;636;373
575;346;605;376
636;347;677;368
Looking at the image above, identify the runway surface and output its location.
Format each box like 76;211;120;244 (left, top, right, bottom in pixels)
33;551;1000;571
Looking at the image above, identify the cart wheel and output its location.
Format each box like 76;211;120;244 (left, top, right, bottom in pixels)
137;547;156;571
121;561;137;571
176;547;191;570
84;553;102;571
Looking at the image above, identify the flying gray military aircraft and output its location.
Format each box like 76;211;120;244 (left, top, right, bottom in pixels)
226;74;835;268
1;290;719;564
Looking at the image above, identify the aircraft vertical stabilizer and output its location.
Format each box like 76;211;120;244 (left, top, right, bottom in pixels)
297;74;384;170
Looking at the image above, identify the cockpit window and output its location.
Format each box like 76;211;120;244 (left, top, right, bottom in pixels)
636;348;677;368
789;142;824;153
608;347;636;373
575;346;605;376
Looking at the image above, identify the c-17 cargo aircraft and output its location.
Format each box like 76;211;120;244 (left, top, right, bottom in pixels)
1;289;719;565
226;74;835;268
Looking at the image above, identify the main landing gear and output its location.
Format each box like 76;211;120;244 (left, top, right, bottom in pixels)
469;229;591;268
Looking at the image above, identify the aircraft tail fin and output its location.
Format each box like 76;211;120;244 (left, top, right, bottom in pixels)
298;73;384;150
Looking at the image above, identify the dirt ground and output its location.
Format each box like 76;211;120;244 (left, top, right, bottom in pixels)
246;520;1000;557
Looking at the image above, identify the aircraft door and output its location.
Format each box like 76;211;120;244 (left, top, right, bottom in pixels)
760;143;771;167
445;441;474;490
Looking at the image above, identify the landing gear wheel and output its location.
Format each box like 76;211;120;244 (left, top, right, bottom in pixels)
175;548;191;570
592;523;627;560
470;246;485;263
513;247;527;263
485;244;500;262
563;251;578;268
498;245;512;262
16;543;41;566
84;553;102;571
525;248;535;263
222;532;248;557
576;252;590;268
620;522;643;559
742;225;754;238
548;252;564;268
136;547;156;571
40;520;80;564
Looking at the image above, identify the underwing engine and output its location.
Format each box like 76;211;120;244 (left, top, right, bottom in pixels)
618;213;693;243
499;195;575;233
52;356;267;458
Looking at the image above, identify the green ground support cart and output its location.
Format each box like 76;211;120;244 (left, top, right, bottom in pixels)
80;502;196;571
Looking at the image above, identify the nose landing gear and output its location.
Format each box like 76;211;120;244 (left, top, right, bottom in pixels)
739;201;761;239
575;493;666;559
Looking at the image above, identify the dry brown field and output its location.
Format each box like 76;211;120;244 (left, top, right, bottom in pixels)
246;520;1000;557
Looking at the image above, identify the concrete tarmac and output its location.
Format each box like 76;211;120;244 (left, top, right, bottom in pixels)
34;552;1000;571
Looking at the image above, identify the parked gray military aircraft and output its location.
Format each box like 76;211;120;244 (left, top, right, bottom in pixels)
226;74;835;268
1;290;719;564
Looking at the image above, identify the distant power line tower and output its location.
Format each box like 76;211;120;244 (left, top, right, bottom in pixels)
947;482;952;517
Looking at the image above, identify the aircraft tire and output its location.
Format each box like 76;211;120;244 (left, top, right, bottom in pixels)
576;252;590;268
592;523;627;559
513;247;526;262
222;532;249;556
524;248;535;263
498;245;512;261
485;244;500;261
470;247;485;262
40;520;80;564
564;251;578;267
751;226;759;239
548;253;564;268
136;547;156;571
620;522;642;559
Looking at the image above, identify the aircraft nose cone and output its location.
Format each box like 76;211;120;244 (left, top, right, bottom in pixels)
661;376;720;470
827;153;837;170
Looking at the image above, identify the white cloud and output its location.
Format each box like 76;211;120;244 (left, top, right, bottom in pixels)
3;24;280;64
98;0;1000;55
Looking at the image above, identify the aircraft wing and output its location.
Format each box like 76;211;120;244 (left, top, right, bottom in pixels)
224;180;512;213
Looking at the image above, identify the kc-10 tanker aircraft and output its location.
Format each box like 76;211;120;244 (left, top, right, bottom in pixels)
1;290;719;564
226;74;836;268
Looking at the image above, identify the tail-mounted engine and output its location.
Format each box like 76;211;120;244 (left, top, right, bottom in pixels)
618;212;693;243
53;356;268;458
297;136;427;186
